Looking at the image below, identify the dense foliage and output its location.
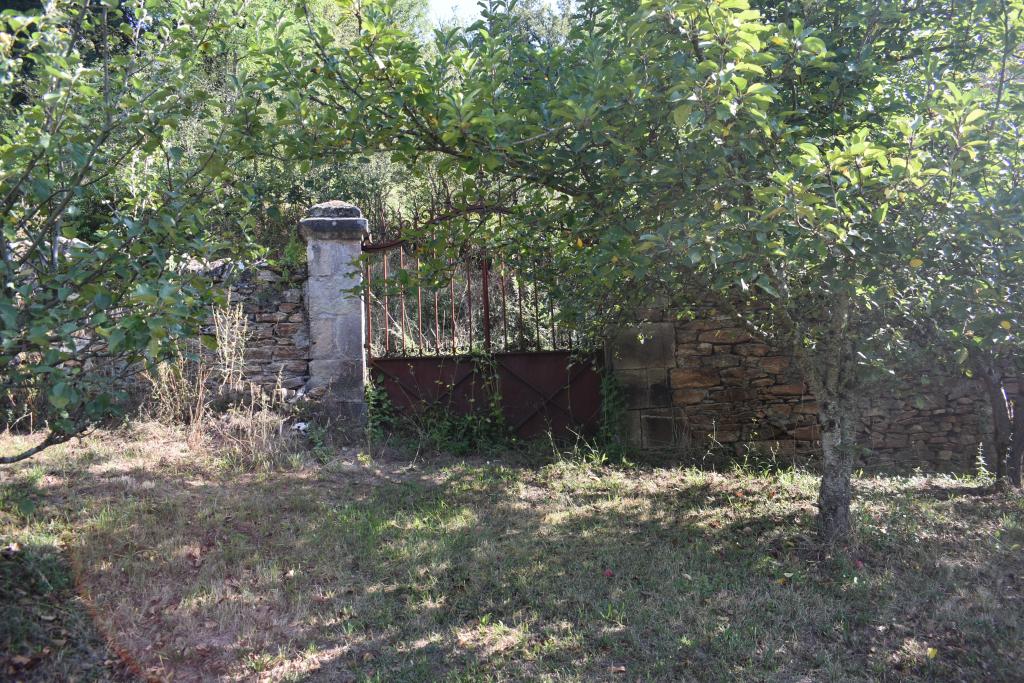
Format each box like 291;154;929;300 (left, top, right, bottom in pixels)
0;0;405;461
3;0;1021;543
0;1;253;459
267;0;1023;539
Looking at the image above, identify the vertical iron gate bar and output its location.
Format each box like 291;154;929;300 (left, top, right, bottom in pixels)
416;255;424;354
548;285;556;350
383;250;390;354
450;267;457;354
435;287;441;355
533;283;540;350
433;242;441;355
467;259;473;351
399;248;407;355
517;272;525;351
434;289;441;356
365;260;372;358
482;258;491;352
500;259;508;352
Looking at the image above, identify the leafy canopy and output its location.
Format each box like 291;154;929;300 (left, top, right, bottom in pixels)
271;0;1024;535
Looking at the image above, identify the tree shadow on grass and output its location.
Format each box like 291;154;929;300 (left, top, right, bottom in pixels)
0;474;133;681
14;451;1024;683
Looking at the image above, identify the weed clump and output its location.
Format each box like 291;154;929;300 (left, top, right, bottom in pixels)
145;296;306;470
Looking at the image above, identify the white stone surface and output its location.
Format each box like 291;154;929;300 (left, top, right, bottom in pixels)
300;202;368;422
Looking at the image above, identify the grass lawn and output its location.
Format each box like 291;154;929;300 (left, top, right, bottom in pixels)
2;424;1023;681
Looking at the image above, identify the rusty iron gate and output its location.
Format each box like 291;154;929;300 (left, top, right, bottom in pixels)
363;238;602;439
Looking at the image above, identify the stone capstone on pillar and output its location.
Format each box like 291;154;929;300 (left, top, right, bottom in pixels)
298;201;368;422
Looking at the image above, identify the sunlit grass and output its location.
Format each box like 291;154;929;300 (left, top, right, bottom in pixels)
1;428;1022;681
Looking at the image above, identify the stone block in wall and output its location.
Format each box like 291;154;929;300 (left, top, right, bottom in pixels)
618;370;648;410
624;410;642;448
721;387;757;402
766;383;807;396
746;439;799;457
264;360;310;375
676;343;715;358
676;327;699;344
720;366;761;383
696;328;752;344
257;312;288;323
649;370;673;407
735;343;771;357
618;369;672;409
640;408;688;449
307;358;364;402
790;425;821;441
760;356;791;374
882;434;908;448
251;325;273;340
713;429;741;444
256;269;282;282
246;348;273;362
670;367;719;388
280;288;302;303
609;322;676;370
673;388;707;405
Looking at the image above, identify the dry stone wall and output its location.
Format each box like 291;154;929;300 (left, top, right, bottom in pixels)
610;308;998;474
199;201;367;419
214;264;311;395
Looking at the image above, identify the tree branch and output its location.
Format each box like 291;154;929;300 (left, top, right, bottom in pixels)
0;431;70;465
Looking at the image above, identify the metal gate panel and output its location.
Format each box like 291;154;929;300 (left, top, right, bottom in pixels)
363;231;602;441
370;351;602;440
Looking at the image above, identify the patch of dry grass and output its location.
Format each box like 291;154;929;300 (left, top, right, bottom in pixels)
2;430;1023;681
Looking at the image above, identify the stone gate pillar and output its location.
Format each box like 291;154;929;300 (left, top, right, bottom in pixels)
298;201;368;422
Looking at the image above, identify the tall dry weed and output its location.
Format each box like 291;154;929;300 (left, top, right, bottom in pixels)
145;295;301;469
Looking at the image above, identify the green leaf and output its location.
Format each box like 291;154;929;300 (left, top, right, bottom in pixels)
754;276;779;297
745;83;776;96
735;63;765;76
963;109;986;124
871;203;888;224
49;382;71;410
672;104;693;127
803;36;827;54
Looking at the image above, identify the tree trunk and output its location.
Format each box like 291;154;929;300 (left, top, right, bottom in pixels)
817;396;855;543
786;291;857;543
979;364;1011;480
1009;371;1023;487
